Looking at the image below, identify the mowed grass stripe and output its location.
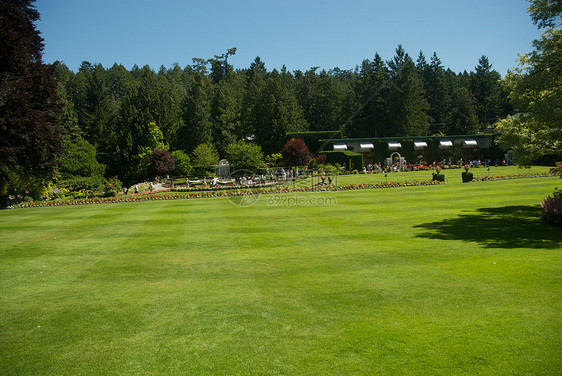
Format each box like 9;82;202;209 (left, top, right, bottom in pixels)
0;176;560;375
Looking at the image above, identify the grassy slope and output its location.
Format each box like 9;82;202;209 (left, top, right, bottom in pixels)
0;174;560;375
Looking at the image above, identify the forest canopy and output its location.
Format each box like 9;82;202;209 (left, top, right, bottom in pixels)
53;46;512;185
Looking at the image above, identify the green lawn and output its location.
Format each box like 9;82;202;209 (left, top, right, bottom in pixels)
1;172;560;375
283;165;553;188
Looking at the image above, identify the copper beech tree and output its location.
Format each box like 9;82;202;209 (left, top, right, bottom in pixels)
0;0;62;198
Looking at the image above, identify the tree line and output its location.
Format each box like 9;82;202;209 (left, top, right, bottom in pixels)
54;46;511;185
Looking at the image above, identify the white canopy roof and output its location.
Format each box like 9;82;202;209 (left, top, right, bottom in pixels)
333;143;347;151
414;141;427;149
388;142;402;149
463;140;478;147
360;142;374;150
439;140;453;149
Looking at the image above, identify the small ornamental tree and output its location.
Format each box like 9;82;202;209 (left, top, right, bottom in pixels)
225;141;264;172
192;143;219;177
280;138;312;167
172;150;192;176
146;148;175;179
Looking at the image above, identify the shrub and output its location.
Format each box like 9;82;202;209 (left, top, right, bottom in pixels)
549;163;562;175
63;175;105;192
104;190;117;198
308;157;319;170
541;188;562;227
315;153;327;165
51;187;69;199
71;191;85;199
323;151;363;171
321;163;337;172
105;176;123;193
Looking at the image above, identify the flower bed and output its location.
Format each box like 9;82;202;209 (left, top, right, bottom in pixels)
472;172;561;182
9;180;444;209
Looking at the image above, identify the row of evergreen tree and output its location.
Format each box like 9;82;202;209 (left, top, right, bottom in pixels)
56;46;512;184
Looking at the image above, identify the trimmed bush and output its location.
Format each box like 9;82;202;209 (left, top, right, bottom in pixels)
104;190;117;198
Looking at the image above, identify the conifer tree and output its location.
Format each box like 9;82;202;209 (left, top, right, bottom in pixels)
386;45;430;136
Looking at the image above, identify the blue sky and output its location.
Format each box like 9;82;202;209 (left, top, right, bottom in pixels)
35;0;542;76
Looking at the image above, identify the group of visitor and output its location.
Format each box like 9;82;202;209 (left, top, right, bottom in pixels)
359;158;505;174
365;163;384;173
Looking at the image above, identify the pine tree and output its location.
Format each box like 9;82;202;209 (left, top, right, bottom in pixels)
55;63;81;143
179;69;214;152
114;66;167;184
254;69;308;155
240;57;267;140
446;87;478;134
155;67;184;149
470;56;502;126
386;45;430;136
427;53;451;129
210;72;244;154
348;53;389;137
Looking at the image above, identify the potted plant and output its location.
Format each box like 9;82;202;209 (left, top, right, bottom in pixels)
432;166;445;182
462;165;474;182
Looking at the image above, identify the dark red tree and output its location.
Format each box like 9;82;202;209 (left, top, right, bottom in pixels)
280;138;312;167
146;149;175;179
0;0;62;196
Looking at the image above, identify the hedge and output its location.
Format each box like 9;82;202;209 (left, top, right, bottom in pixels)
323;151;364;170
